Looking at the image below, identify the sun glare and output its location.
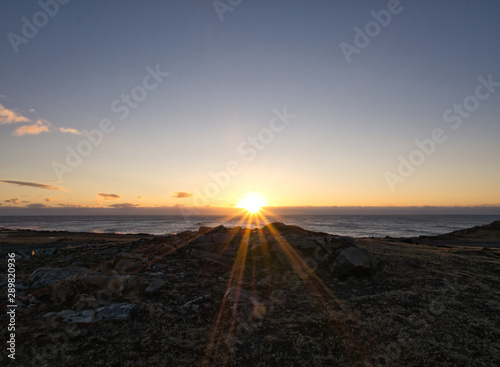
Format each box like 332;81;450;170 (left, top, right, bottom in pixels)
236;193;267;214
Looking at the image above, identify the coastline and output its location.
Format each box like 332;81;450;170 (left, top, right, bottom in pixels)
1;218;499;251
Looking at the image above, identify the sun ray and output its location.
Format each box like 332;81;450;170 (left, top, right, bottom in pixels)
236;192;267;214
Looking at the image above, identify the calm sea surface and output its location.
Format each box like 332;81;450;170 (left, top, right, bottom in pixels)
0;215;498;238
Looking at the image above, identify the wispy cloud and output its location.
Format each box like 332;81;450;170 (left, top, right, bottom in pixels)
59;127;82;135
109;203;138;209
0;180;65;191
5;198;19;204
0;103;31;125
58;203;92;208
98;193;122;200
27;203;48;209
45;197;57;202
173;191;193;198
12;119;51;136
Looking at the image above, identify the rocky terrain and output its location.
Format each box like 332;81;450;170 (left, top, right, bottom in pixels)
1;221;499;366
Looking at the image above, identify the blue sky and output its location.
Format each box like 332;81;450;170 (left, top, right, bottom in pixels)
1;0;499;214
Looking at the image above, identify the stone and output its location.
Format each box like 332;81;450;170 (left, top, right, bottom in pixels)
269;243;291;266
51;284;74;304
262;222;309;237
78;274;108;288
331;246;378;278
281;236;320;250
74;294;99;311
247;236;269;256
94;303;136;322
198;226;213;234
57;303;135;324
57;309;95;323
28;267;99;289
189;249;230;265
189;234;217;252
145;278;166;294
115;258;141;272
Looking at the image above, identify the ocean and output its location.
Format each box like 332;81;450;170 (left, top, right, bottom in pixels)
0;215;498;238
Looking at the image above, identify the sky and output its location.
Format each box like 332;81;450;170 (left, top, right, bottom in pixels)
0;0;499;215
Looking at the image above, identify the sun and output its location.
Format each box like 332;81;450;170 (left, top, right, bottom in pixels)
236;193;267;214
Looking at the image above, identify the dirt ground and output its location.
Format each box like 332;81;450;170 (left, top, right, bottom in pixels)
1;223;499;366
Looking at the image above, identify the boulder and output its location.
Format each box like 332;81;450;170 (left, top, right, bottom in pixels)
51;283;74;304
189;232;235;253
262;222;309;237
28;267;100;289
94;303;137;322
74;294;99;311
331;246;378;278
56;303;136;323
115;258;141;272
57;309;96;323
78;274;108;288
280;236;321;251
269;242;301;266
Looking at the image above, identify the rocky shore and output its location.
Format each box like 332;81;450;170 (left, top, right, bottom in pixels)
1;221;499;366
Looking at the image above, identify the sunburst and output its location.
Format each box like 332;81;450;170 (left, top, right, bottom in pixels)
236;192;267;214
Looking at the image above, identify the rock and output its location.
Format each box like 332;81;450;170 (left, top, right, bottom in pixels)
145;278;166;294
224;287;267;321
280;236;320;251
33;248;57;256
58;303;136;323
57;309;96;323
262;222;309;236
51;284;74;304
331;246;378;278
95;303;136;322
189;249;231;265
189;234;217;252
78;274;108;288
190;232;235;253
210;233;234;247
198;226;213;234
74;294;98;311
105;275;127;294
176;230;196;241
247;235;268;256
28;267;100;289
115;258;142;272
269;243;294;266
207;225;228;234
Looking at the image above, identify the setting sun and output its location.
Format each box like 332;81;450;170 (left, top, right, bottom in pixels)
236;193;268;214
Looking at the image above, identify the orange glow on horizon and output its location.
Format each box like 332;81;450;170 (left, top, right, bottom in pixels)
235;192;268;214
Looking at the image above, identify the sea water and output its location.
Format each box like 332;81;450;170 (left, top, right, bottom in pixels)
0;215;498;238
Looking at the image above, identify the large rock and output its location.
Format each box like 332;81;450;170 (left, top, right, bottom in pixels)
331;246;378;278
95;303;137;321
55;303;137;323
262;222;310;237
189;226;235;253
28;267;101;289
